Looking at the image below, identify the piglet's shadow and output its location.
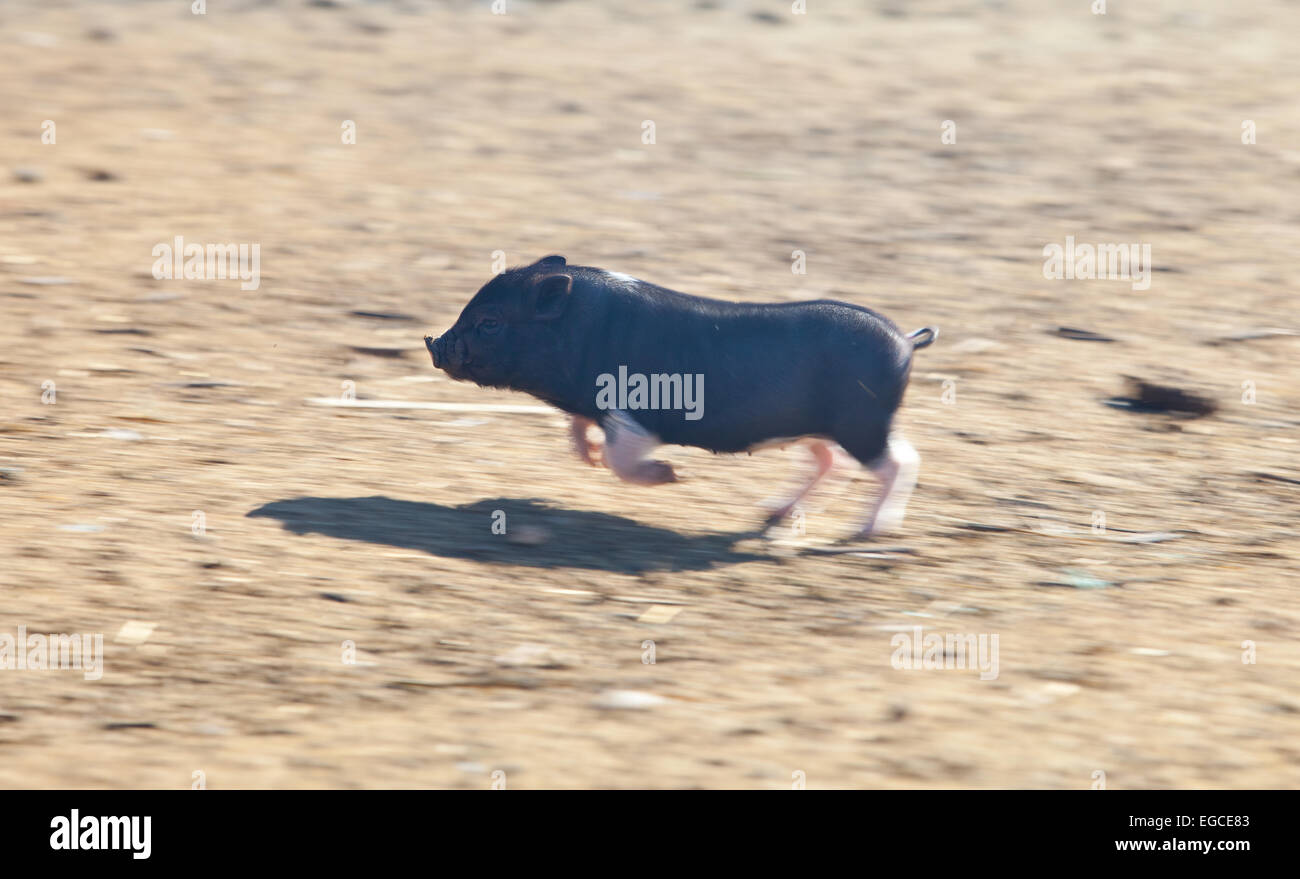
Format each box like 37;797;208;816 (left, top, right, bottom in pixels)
247;496;771;573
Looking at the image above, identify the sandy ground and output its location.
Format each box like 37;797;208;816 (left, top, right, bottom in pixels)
1;0;1298;788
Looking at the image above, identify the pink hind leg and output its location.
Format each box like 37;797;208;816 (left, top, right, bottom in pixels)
855;434;919;537
763;440;835;527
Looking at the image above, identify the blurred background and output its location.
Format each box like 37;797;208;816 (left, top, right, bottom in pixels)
1;0;1297;788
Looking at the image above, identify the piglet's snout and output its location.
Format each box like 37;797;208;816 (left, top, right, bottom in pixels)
425;332;469;371
424;334;447;368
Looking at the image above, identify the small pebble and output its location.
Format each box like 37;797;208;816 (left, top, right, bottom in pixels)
494;643;571;669
637;605;683;624
18;32;58;48
114;621;157;646
593;690;666;711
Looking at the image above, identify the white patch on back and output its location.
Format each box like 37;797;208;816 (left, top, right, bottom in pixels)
604;270;640;290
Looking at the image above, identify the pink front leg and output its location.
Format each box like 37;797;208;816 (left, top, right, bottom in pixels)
602;410;677;485
570;415;603;467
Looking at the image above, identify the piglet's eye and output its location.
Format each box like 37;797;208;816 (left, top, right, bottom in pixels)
478;318;502;334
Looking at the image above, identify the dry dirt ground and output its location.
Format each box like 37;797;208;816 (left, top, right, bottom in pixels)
1;0;1298;789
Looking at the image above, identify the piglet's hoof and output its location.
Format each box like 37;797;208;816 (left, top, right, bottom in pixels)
638;461;678;485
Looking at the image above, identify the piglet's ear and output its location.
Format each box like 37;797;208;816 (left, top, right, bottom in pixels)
533;273;572;321
535;255;566;267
